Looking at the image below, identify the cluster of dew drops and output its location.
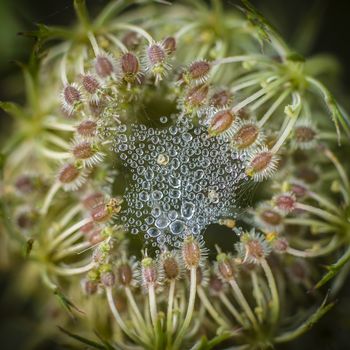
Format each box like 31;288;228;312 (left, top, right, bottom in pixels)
113;115;248;248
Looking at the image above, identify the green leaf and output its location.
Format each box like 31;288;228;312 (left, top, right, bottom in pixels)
58;327;107;350
306;76;350;141
54;288;85;318
0;101;26;120
238;0;281;47
275;295;335;343
315;246;350;289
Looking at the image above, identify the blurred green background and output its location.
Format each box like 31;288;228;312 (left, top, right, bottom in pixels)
1;0;350;349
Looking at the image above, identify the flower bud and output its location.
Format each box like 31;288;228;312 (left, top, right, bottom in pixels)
95;54;115;78
101;271;115;287
162;36;176;54
81;279;98;295
185;84;209;108
76;120;97;138
209;275;224;294
208;110;235;136
294;124;317;149
117;262;133;287
147;44;166;65
232;123;259;149
188;60;211;82
236;231;271;264
58;163;79;184
182;236;201;269
274;193;296;213
72;141;95;160
259;208;283;227
246;149;278;181
81;75;100;94
91;204;111;223
83;192;105;210
121;52;140;75
63;84;81;106
210;90;232;108
161;252;180;280
122;31;141;50
273;237;289;254
290;182;308;198
295;166;318;184
15;175;34;194
216;253;237;282
141;257;158;287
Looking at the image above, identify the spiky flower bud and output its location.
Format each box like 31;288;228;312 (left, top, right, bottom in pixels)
210;90;232;108
91;204;111;223
208;109;235;136
117;262;133;287
121;52;140;83
162;36;176;54
81;74;100;94
58;163;87;190
141;257;158;287
246;148;278;181
185;84;209;109
182;236;202;269
232;123;260;149
95;54;115;78
63;84;81;106
83;192;104;210
161;251;181;281
236;231;271;265
216;252;237;282
76;120;97;138
188;60;211;83
101;269;116;287
274;193;296;213
147;44;166;65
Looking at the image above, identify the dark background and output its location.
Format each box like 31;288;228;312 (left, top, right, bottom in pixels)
1;0;350;349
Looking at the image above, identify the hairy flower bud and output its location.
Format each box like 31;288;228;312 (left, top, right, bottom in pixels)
83;192;105;210
216;253;237;282
162;36;176;54
188;60;211;83
101;270;115;287
91;204;111;223
161;251;180;280
208;110;235;136
81;75;100;94
58;163;79;184
274;193;296;213
121;52;139;74
232;123;260;149
261;210;282;226
185;84;209;108
117;262;133;286
210;90;232;108
63;84;81;106
76;120;97;138
182;236;201;269
141;257;158;287
246;149;278;181
95;54;115;78
147;44;166;65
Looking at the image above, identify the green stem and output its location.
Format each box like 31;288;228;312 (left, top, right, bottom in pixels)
261;259;279;325
74;0;91;31
173;267;197;349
